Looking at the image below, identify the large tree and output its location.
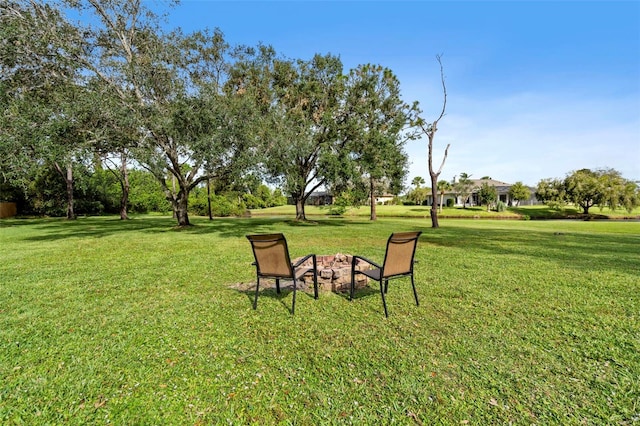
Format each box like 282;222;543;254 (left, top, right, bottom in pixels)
55;0;261;226
536;168;639;214
414;55;450;228
1;1;89;219
564;168;602;214
341;64;414;221
261;54;347;221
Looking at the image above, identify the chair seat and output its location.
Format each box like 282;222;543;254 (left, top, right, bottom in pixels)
359;268;381;281
294;266;314;280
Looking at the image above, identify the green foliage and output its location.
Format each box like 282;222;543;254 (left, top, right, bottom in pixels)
411;176;425;188
405;186;430;206
188;187;246;217
537;169;639;214
453;172;474;208
495;200;506;212
536;178;567;210
127;170;171;214
477;182;498;211
507;181;531;206
446;198;454;207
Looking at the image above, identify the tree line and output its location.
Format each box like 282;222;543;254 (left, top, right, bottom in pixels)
404;168;638;214
536;168;638;214
1;0;431;225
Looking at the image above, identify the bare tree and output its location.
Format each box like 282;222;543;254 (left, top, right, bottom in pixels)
416;55;450;228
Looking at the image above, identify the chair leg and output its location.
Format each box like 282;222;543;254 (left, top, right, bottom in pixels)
384;279;389;294
350;259;356;301
379;279;389;318
275;278;281;294
291;277;297;315
411;274;419;306
313;256;319;300
253;276;260;310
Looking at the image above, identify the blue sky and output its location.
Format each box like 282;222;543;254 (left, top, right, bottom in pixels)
164;0;639;186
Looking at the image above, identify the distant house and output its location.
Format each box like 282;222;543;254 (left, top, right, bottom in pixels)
306;191;333;206
374;194;395;205
426;178;539;207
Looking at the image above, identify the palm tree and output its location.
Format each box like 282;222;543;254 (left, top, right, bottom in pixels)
436;180;452;213
454;172;474;208
411;176;425;189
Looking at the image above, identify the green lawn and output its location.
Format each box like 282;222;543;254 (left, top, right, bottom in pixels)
251;204;640;220
1;216;638;424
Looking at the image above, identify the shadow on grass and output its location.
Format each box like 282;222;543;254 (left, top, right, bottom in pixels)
12;215;367;242
230;280;322;314
8;215;638;279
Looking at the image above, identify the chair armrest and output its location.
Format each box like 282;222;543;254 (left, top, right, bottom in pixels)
352;254;381;270
292;253;316;268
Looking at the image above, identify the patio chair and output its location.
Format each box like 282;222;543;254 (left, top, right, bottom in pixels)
350;231;422;317
246;233;318;314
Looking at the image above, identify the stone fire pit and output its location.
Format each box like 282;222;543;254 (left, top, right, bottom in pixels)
294;253;370;293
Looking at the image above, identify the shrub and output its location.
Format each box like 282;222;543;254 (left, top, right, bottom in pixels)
189;188;246;217
496;200;506;212
446;198;454;207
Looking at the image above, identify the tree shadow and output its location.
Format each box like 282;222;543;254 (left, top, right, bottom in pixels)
14;215;365;242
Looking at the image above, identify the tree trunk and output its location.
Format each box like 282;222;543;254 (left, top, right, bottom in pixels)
119;153;129;220
429;175;439;228
174;190;190;226
54;162;76;220
207;178;213;220
369;176;377;221
439;191;444;213
65;165;75;220
294;196;306;221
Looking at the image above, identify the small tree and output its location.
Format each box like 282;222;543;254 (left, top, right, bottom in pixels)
454;172;474;208
414;55;450;228
508;181;531;207
436;180;452;213
477;182;497;212
535;178;567;210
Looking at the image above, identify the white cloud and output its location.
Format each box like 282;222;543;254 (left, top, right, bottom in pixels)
405;90;640;187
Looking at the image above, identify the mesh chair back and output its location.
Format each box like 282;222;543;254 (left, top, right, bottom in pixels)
382;231;422;278
247;234;293;278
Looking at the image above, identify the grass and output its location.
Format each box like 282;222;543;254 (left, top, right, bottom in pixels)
250;204;640;220
1;215;639;424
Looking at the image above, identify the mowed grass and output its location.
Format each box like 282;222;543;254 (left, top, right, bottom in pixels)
0;216;638;424
251;204;640;220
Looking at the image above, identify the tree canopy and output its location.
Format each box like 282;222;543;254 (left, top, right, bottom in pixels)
536;168;639;214
1;0;421;224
